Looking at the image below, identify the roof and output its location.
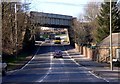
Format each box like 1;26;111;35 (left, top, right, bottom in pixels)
98;33;120;47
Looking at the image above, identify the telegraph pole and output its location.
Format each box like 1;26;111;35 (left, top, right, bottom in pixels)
110;0;113;70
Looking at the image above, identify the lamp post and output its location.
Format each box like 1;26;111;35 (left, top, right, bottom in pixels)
15;3;18;58
0;0;2;60
110;0;113;70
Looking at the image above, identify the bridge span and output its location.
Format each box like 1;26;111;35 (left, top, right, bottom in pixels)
30;11;73;28
30;11;75;45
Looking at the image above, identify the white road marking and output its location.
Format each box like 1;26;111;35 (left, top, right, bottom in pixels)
8;46;41;73
37;44;53;82
62;46;109;82
20;48;40;70
88;71;109;82
8;44;109;83
8;43;46;73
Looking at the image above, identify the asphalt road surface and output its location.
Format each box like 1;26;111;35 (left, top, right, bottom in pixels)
2;44;109;84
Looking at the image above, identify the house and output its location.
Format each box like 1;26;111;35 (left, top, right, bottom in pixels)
97;33;120;63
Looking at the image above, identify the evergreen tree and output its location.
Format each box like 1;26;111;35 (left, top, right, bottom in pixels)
96;2;110;43
112;1;120;32
96;1;120;43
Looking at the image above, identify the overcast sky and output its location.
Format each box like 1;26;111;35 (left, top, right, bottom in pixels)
28;0;103;18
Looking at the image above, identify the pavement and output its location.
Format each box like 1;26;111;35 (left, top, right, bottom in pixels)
66;48;120;83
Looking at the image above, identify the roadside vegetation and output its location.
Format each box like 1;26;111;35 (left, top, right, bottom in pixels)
2;1;37;70
2;0;120;70
73;0;120;66
3;50;35;71
74;0;120;46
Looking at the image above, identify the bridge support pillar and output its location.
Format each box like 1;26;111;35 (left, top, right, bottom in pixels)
68;27;75;47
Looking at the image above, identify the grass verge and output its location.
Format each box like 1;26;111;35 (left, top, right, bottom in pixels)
4;48;37;71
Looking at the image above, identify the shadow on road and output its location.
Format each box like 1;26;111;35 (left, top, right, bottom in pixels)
35;44;75;55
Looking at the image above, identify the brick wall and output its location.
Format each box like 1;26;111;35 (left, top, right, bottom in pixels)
98;48;110;62
75;43;95;60
75;43;120;63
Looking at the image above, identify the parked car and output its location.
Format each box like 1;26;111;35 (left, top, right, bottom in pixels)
53;50;63;58
0;62;7;76
54;37;61;44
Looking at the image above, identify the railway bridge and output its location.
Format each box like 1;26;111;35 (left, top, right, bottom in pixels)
30;11;75;45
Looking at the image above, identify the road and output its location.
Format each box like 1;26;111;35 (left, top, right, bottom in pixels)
2;44;108;84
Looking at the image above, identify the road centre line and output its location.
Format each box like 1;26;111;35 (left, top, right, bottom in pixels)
38;44;53;82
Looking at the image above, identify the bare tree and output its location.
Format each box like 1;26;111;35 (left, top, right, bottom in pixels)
83;2;101;43
2;2;32;55
73;17;92;46
84;2;100;21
